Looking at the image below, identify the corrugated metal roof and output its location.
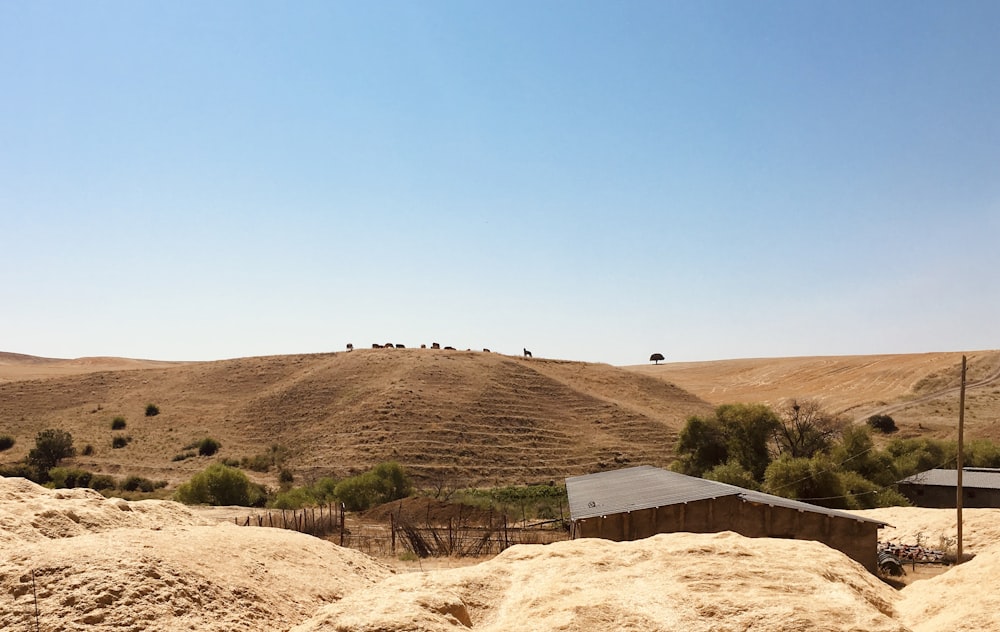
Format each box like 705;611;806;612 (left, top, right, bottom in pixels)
566;466;887;526
566;466;741;520
899;468;1000;490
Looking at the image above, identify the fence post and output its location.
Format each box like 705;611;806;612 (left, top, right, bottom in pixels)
339;503;345;546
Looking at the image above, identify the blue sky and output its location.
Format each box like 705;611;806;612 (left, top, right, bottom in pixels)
2;1;998;365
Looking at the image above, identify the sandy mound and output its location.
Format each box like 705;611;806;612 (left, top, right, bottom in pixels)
852;507;1000;553
0;478;393;631
0;477;210;545
293;532;906;632
898;543;1000;632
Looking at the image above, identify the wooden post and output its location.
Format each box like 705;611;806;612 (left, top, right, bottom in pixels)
339;503;345;546
390;512;396;554
957;355;967;564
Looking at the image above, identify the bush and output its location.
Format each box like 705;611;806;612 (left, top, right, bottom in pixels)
241;453;272;472
90;474;117;490
0;435;14;451
866;414;897;434
49;467;93;489
334;462;413;511
198;438;221;457
175;463;264;506
122;476;155;493
28;428;76;473
111;436;130;449
145;403;160;417
278;468;294;484
172;451;196;462
82;444;95;456
111;417;127;430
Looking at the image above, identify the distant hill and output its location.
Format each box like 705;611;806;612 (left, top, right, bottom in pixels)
0;349;711;488
626;350;1000;443
3;348;998;491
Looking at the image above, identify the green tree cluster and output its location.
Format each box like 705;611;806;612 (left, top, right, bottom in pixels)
334;462;413;511
673;402;993;509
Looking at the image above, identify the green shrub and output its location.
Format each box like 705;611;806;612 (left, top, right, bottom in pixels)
866;414;897;434
111;436;130;449
145;403;160;417
49;467;94;489
221;457;240;467
0;462;35;479
198;438;221;456
122;476;155;493
241;453;272;472
82;444;95;456
334;461;413;511
90;475;117;490
111;416;127;430
175;463;264;506
0;435;14;451
278;468;294;484
172;451;196;462
270;487;315;509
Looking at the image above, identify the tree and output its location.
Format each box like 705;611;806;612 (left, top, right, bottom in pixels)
28;428;76;474
673;415;728;477
649;353;665;365
763;454;848;509
773;399;846;459
673;404;779;481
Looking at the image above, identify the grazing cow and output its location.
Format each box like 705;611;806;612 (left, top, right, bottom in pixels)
444;346;456;350
431;342;441;350
372;343;382;349
384;343;394;349
483;348;490;353
420;344;427;349
523;348;532;358
346;343;354;351
395;344;405;349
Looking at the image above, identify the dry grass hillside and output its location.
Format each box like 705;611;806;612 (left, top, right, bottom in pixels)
627;350;1000;442
0;349;711;488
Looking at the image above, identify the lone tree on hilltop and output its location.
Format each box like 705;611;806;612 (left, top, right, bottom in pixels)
650;353;665;365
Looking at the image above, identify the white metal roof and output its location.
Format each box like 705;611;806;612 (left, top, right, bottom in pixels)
899;468;1000;490
566;466;887;526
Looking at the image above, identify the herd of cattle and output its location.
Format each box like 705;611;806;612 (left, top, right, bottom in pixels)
345;343;534;357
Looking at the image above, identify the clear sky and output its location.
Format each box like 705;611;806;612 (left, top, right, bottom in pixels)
2;1;998;365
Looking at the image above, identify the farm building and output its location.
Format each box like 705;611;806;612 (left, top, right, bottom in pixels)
897;467;1000;508
566;466;888;573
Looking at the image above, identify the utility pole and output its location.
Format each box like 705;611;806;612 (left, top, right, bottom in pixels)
957;355;966;564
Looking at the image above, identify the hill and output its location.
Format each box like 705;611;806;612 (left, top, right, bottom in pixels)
0;349;711;488
626;350;1000;442
4;348;1000;491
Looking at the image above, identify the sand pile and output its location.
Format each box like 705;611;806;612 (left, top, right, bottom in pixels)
11;476;1000;631
852;507;1000;552
1;478;392;631
293;531;907;632
898;544;1000;632
0;477;208;544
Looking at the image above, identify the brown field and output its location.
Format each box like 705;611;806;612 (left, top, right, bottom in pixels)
626;350;1000;442
2;348;999;490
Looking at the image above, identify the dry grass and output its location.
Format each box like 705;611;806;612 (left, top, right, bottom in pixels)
3;348;999;492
